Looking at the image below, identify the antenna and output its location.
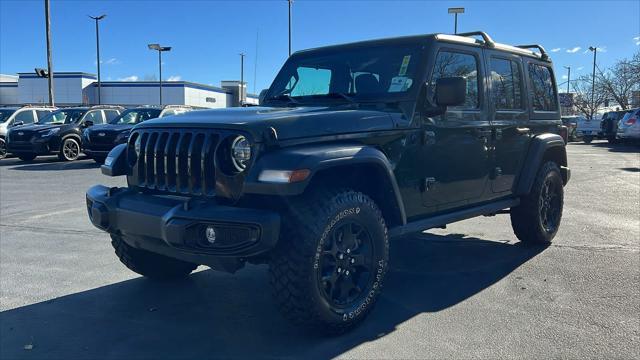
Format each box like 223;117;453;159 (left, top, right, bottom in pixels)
253;29;259;94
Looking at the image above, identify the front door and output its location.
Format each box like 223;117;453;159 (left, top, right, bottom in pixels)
421;46;491;212
484;51;531;195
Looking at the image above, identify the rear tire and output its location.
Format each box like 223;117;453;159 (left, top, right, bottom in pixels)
510;162;564;244
18;153;36;162
111;234;197;280
269;189;389;334
583;136;593;144
59;138;81;161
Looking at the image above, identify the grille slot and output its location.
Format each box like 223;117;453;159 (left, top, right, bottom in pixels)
129;130;220;196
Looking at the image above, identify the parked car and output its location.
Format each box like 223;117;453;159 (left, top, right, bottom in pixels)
576;115;603;143
87;31;570;333
6;105;123;161
84;105;194;164
0;105;56;159
601;110;628;144
561;116;580;142
616;108;640;143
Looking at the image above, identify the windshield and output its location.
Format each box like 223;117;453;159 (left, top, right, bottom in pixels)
111;109;161;124
39;109;86;124
0;109;17;123
265;43;424;104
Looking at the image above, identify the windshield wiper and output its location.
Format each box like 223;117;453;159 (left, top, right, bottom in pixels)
322;92;357;104
267;94;301;104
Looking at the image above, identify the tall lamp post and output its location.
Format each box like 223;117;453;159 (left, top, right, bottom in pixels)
239;52;246;106
287;0;293;56
564;66;571;94
147;43;171;105
588;46;598;119
89;14;106;105
448;7;465;34
44;0;54;106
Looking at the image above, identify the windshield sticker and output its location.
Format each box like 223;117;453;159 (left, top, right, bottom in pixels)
398;55;411;76
388;76;412;93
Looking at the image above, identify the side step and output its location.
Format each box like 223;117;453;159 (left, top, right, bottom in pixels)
389;198;519;238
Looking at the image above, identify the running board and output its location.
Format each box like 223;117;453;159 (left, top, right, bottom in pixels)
389;198;519;238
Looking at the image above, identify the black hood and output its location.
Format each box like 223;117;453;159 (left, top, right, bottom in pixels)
134;106;394;141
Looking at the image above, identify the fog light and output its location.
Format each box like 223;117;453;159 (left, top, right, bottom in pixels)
205;226;217;244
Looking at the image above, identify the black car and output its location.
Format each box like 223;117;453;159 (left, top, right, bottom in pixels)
87;31;570;333
83;106;193;163
600;110;627;143
7;105;123;161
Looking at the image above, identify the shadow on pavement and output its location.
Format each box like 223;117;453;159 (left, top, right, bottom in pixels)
0;233;546;359
1;157;98;171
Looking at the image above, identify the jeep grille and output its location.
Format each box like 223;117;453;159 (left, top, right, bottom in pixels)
128;129;220;196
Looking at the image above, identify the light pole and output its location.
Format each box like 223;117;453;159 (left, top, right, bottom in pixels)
239;52;245;106
564;66;571;94
148;43;171;105
44;0;54;106
588;46;598;119
448;7;465;34
287;0;293;56
89;14;106;105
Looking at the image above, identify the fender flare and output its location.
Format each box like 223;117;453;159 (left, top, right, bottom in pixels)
515;133;568;195
243;144;407;225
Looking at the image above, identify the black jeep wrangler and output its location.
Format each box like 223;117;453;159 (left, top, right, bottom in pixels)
87;31;570;333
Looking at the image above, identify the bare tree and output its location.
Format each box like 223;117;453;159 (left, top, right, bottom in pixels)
571;74;608;119
596;51;640;110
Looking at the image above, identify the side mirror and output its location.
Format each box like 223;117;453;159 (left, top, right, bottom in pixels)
435;77;466;107
83;120;94;127
258;89;268;106
12;121;24;127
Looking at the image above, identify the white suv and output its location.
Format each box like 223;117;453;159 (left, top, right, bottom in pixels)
617;108;640;143
0;105;57;159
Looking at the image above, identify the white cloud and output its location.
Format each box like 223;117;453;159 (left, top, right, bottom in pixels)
94;57;120;66
118;75;139;81
166;75;181;81
634;36;640;45
566;47;581;53
550;48;562;52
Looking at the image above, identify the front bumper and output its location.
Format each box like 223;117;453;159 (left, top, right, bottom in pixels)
86;185;281;272
617;127;640;140
7;138;56;155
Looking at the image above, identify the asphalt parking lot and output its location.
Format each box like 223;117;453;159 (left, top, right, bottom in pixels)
0;142;638;360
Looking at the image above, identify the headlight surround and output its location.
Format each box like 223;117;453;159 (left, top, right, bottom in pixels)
41;128;60;137
230;135;251;172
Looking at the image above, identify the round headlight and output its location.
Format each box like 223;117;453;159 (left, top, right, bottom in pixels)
230;135;251;172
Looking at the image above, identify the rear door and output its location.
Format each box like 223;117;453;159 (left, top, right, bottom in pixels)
420;45;491;211
484;51;531;195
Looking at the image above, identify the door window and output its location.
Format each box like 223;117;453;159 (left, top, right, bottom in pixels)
431;51;479;108
35;110;52;121
14;110;35;124
84;110;105;124
490;58;523;110
104;110;120;122
528;64;558;111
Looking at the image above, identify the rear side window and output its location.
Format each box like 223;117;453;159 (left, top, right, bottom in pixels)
14;110;35;124
528;64;557;111
432;51;479;109
104;110;120;122
490;58;523;110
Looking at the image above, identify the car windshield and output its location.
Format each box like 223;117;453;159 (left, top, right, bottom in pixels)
265;43;424;104
0;109;17;123
39;109;86;124
111;109;162;124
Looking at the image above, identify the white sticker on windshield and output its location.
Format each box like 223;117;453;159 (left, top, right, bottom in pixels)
398;55;411;76
388;76;412;93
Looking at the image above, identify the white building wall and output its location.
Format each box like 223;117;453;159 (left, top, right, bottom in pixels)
0;84;19;104
184;87;230;108
96;83;185;106
17;74;95;105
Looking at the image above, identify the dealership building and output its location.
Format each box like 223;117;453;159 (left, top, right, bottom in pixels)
0;72;258;108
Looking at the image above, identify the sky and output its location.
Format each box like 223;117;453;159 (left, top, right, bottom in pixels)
1;0;639;94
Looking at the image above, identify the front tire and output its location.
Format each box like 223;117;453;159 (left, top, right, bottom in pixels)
0;138;6;159
111;234;197;280
59;138;81;161
18;153;36;162
93;156;106;164
510;162;564;244
269;190;389;334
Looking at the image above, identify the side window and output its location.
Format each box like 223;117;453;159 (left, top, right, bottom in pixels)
287;67;332;96
104;110;119;123
14;110;36;124
35;110;51;121
431;51;479;109
84;110;104;124
528;64;558;111
490;58;523;110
